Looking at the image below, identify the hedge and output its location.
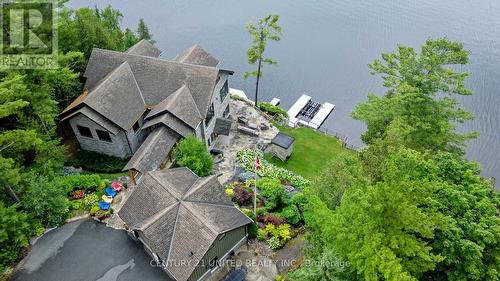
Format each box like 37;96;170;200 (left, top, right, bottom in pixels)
66;150;129;173
257;102;288;118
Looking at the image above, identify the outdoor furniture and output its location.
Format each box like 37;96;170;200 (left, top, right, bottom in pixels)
105;187;117;198
259;122;269;131
111;181;123;192
237;116;248;125
247;122;257;130
238;126;259;137
210;148;224;156
98;201;110;210
101;195;113;203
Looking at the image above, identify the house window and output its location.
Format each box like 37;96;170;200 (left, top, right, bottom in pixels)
205;103;215;126
133;121;140;132
208;132;218;147
219;80;228;101
96;130;112;142
77;125;93;138
223;104;230;118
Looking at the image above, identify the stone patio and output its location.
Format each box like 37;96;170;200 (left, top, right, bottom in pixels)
213;99;279;185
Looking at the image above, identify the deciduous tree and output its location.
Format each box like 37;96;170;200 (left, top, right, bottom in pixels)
352;39;477;155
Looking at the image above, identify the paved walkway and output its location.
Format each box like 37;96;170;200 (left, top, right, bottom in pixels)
13;219;168;281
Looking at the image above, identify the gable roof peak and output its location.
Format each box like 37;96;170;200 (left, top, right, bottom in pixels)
126;39;162;57
145;85;202;129
174;44;220;67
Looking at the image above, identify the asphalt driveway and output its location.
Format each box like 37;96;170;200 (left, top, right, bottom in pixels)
13;219;167;281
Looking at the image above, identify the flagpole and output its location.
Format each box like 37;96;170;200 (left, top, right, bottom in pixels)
254;144;257;218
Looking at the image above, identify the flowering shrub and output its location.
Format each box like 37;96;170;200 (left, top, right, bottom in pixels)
89;206;100;216
69;199;84;210
84;194;99;206
236;149;309;189
233;187;253;206
72;190;85;199
259;223;292;249
262;213;286;226
267;236;281;250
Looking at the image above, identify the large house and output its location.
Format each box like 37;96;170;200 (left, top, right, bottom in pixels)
60;40;233;179
118;167;252;281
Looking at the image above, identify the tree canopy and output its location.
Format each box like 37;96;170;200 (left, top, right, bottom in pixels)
293;39;500;281
0;3;153;271
59;6;154;58
173;135;213;177
352;39;477;155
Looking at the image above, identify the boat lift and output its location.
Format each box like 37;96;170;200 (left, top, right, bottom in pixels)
285;94;335;129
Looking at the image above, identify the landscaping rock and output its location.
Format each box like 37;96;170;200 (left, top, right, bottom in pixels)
239;171;258;182
284;185;299;196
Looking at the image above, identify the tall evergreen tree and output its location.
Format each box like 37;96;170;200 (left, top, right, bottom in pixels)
244;14;281;105
137;18;154;43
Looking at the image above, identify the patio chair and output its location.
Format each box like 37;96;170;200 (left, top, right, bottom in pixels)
101;195;113;203
98;201;110;210
105;187;117;198
111;181;123;192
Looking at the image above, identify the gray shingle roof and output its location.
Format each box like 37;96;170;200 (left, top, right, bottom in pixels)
146;85;202;129
118;167;251;281
213;117;232;136
272;132;295;149
63;62;146;130
127;39;162;57
60;106;120;135
174;44;219;67
122;126;179;173
142;112;195;138
82;48;218;119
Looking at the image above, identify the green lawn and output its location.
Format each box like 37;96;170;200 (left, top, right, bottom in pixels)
265;126;353;180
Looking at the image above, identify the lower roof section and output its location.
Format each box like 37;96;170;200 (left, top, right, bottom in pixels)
123;126;179;173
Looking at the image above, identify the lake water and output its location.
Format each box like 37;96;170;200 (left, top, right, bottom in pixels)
69;0;500;187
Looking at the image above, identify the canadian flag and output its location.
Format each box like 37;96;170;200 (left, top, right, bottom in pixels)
255;154;261;171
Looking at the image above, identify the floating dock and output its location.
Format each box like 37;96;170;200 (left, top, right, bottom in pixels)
287;94;334;129
287;94;311;127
